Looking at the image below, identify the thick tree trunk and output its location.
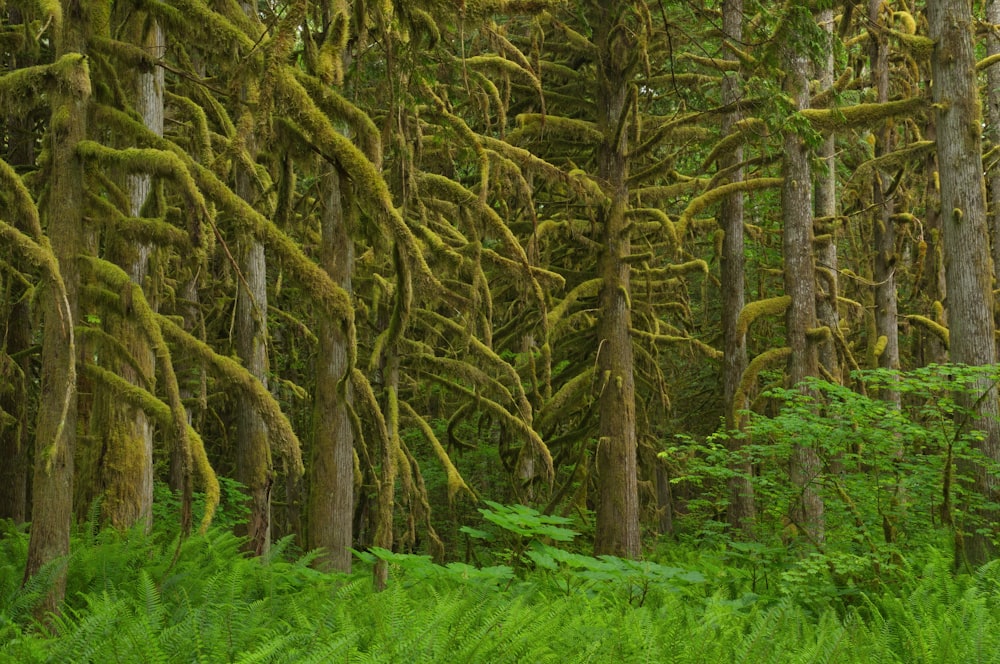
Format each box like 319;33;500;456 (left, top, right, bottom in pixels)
24;10;89;615
782;44;824;545
987;0;1000;351
593;6;640;559
308;166;355;573
720;0;755;535
93;13;163;531
929;0;1000;569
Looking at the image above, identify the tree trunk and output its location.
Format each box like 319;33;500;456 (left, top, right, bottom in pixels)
23;8;89;615
815;8;840;383
308;165;355;573
720;0;755;536
987;0;1000;352
0;294;31;523
869;0;900;393
782;42;824;546
593;6;640;559
92;12;163;531
929;0;1000;569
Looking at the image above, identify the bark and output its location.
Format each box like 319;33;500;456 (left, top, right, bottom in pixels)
308;166;355;573
92;13;164;531
815;8;840;383
869;0;900;395
782;43;824;546
23;8;89;616
929;0;1000;569
987;0;1000;350
593;5;640;559
233;0;272;557
720;0;755;535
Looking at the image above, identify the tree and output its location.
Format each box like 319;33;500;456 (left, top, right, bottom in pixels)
929;0;1000;568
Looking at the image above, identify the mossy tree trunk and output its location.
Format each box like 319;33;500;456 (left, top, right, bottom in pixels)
0;292;31;524
782;36;824;546
233;0;272;557
90;10;164;531
23;4;91;615
308;164;356;573
986;0;1000;352
720;0;755;536
929;0;1000;569
593;4;640;559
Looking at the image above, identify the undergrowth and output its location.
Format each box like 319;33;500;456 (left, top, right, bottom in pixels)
3;507;1000;662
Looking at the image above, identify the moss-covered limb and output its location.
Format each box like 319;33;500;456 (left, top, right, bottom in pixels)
642;259;709;279
631;328;723;359
848;140;934;184
76;141;208;220
678;177;783;236
632;177;708;204
85;192;191;249
630;111;702;160
405;355;512;417
889;29;934;59
700;118;768;170
509;113;604;147
624;208;679;248
800;97;926;132
147;0;255;54
91;36;158;70
906;314;950;347
75;325;153;390
399;400;476;503
547;277;602;329
427;372;554;483
293;69;380;166
737;295;792;338
733;347;792;423
165;92;212;163
534;365;596;432
275;68;441;298
479;135;574;193
0;158;42;238
462;54;542;90
481;248;565;289
0;53;85;116
157;314;304;476
679;53;740;71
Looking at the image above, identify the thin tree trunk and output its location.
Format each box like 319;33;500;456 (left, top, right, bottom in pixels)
0;294;31;523
308;165;355;573
720;0;755;536
929;0;1000;569
782;42;824;546
593;6;640;559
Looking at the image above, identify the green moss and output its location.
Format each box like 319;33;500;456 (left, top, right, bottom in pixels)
800;98;926;132
679;178;782;235
733;347;792;424
737;295;792;339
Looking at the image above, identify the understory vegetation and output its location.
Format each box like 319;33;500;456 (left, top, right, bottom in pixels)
2;503;999;663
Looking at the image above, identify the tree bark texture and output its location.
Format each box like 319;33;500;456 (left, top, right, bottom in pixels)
24;7;89;615
593;5;640;559
720;0;755;535
308;166;355;573
782;45;824;546
929;0;1000;568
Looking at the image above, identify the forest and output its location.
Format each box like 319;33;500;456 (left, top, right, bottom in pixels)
5;0;1000;659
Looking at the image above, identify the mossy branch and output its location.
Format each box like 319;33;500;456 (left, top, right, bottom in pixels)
631;329;723;359
799;97;926;131
0;53;87;116
399;400;476;504
678;178;782;236
511;113;603;146
737;295;792;338
0;158;42;238
906;315;949;347
535;366;596;433
157;315;304;477
293;69;381;166
547;278;602;330
733;347;792;424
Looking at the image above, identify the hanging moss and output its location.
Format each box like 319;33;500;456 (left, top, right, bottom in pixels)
906;315;949;348
632;328;723;359
733;347;792;424
737;295;791;339
678;178;782;236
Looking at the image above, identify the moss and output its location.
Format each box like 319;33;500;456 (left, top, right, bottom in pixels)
294;70;380;165
733;347;792;424
678;177;782;236
679;53;740;71
737;295;791;338
632;328;722;359
512;113;603;146
906;315;949;347
547;278;602;330
800;97;926;132
0;53;84;117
